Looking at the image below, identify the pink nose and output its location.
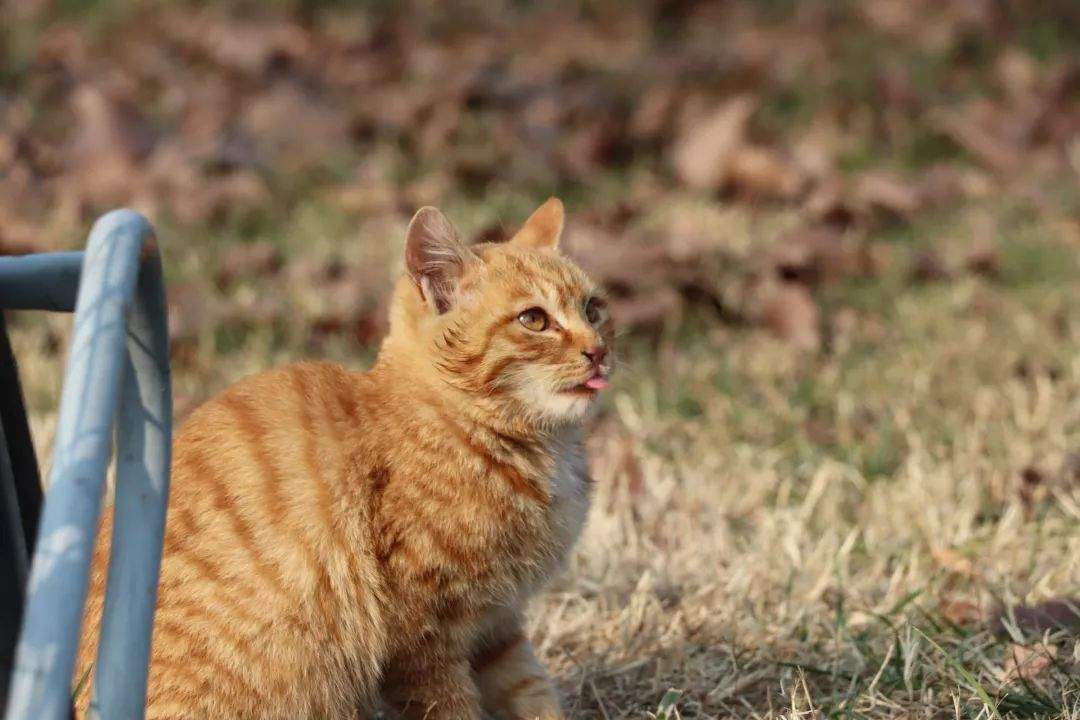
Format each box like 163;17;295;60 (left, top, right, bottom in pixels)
582;346;607;365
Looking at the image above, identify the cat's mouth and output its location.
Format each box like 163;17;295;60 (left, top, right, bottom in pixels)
561;372;610;397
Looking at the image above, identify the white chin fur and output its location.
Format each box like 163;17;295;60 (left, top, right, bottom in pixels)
512;384;593;424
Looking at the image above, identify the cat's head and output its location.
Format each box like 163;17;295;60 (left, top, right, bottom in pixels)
386;198;614;427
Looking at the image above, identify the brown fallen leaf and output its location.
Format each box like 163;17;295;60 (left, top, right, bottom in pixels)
164;14;310;79
137;141;201;222
629;84;677;141
726;144;805;200
565;225;673;292
609;287;683;331
856;241;891;278
215;242;284;289
1017;466;1045;511
859;0;917;35
558;117;623;181
939;598;984;627
910;250;951;284
803;176;858;229
1000;642;1057;684
802;418;837;446
200;171;271;220
853;170;922;220
670;95;757;191
349;308;387;347
916;164;969;208
997;48;1040;104
964;244;1001;279
930;547;975;577
240;82;351;171
1033;63;1080;147
931;106;1023;173
878;60;919;112
760;283;820;351
0;201;44;255
167;281;216;344
63;85;143;208
332;182;398;215
769;227;855;286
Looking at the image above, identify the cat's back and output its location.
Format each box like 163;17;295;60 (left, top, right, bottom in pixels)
171;360;378;582
182;359;367;452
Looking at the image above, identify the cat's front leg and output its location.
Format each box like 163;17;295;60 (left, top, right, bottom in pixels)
382;635;483;720
472;616;563;720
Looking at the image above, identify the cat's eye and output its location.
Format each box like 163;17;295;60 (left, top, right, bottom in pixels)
584;297;608;326
518;307;549;332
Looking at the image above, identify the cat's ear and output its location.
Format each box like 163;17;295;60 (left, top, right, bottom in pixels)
405;207;476;314
511;197;564;250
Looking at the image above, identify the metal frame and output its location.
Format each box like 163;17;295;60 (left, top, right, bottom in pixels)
0;210;172;720
0;312;42;711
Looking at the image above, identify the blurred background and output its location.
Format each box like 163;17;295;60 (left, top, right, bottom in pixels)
3;0;1080;717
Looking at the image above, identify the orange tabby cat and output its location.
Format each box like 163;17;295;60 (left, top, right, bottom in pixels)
75;197;613;719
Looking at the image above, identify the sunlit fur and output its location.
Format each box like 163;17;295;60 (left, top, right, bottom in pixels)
75;198;613;720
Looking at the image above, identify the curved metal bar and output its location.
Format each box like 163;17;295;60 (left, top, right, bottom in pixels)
0;253;84;312
88;220;171;720
4;210;171;720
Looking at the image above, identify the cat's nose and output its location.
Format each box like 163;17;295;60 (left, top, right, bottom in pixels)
582;346;608;366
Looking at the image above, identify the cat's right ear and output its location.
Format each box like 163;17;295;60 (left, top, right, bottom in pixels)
405;207;476;314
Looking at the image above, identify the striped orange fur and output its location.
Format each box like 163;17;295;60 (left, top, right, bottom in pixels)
75;197;613;719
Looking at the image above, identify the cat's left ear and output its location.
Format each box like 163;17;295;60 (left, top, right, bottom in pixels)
511;197;564;250
405;206;477;314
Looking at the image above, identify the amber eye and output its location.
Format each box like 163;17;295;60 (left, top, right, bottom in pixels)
518;307;549;332
584;296;607;326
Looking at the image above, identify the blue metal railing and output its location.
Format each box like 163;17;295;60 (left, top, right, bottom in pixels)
0;210;172;720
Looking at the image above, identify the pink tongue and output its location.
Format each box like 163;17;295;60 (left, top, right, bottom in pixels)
584;376;609;390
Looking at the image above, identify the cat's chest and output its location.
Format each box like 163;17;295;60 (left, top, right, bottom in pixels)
496;429;590;602
542;430;590;563
465;432;588;620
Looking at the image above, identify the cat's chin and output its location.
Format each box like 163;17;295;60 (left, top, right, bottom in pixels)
504;384;598;427
535;391;598;426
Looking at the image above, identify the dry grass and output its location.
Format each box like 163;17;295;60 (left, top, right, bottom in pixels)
531;226;1080;717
